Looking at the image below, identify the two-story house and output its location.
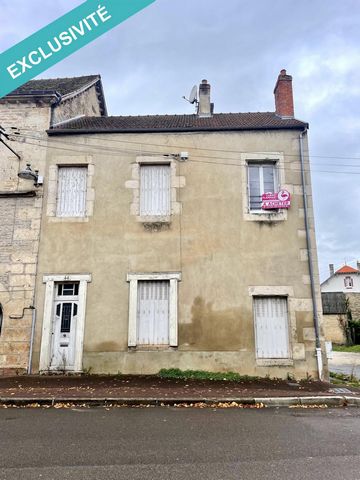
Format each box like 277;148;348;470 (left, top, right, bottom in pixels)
0;75;106;373
26;70;327;380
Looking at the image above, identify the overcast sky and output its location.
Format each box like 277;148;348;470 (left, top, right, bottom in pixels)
1;0;359;281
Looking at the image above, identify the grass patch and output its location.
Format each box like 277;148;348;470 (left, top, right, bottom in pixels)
332;344;360;353
158;368;259;382
330;371;360;387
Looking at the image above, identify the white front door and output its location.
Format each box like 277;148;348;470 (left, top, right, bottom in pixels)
254;296;290;359
137;280;170;345
50;282;79;370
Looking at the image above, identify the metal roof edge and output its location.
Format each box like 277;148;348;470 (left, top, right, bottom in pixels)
47;124;308;136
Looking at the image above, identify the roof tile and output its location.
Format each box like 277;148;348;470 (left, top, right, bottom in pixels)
336;265;360;274
7;75;100;96
49;112;307;134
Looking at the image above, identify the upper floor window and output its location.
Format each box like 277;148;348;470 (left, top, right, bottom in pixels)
140;164;171;216
56;166;87;217
344;276;353;289
248;162;277;211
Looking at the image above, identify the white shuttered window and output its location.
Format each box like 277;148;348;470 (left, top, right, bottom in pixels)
140;164;171;216
57;167;87;217
254;297;290;359
137;281;170;345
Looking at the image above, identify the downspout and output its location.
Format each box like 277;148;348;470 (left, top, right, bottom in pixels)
27;308;36;374
299;129;323;380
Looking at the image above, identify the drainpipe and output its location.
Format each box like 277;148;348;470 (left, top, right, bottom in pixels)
27;308;37;374
299;129;323;380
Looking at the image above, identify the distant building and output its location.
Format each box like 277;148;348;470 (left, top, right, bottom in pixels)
321;263;360;344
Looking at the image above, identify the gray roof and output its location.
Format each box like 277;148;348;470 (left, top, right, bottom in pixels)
48;112;307;135
7;75;100;97
5;75;107;116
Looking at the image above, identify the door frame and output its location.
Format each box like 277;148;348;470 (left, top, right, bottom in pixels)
39;274;91;372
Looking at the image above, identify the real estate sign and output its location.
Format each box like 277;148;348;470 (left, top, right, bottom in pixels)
262;190;291;210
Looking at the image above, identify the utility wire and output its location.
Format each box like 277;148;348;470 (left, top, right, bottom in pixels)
12;130;360;170
11;135;360;176
14;126;360;162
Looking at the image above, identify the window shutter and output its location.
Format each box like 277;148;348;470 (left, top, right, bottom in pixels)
140;165;171;216
254;297;290;358
57;167;87;217
137;281;170;345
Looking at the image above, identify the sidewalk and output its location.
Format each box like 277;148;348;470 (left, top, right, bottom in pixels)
0;375;359;407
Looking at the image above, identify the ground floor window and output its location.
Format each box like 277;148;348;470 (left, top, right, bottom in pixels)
253;296;290;359
127;272;181;348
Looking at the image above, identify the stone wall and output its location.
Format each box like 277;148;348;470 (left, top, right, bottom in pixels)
52;86;102;126
0;101;49;373
322;314;346;344
347;293;360;320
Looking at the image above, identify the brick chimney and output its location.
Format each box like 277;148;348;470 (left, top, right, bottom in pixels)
197;79;213;118
273;69;294;118
357;261;360;272
329;264;335;276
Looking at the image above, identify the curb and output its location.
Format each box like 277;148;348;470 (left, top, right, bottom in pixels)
1;396;360;407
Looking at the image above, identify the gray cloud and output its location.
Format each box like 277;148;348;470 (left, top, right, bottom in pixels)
1;0;359;279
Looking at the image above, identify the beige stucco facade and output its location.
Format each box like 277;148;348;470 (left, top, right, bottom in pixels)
32;128;327;380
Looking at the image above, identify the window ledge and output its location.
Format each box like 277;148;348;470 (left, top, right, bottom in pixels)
256;358;294;367
128;345;177;352
244;210;287;222
137;215;171;224
49;216;90;223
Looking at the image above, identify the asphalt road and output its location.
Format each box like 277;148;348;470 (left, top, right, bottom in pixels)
0;406;360;479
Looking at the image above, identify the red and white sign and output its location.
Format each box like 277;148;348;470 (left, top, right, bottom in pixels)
262;190;291;210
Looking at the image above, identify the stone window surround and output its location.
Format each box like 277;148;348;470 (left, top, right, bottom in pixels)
127;272;181;349
248;286;297;366
46;155;95;223
126;156;185;224
39;273;92;372
241;152;288;222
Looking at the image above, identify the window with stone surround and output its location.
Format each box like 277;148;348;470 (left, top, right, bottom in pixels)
46;157;95;222
253;296;290;359
125;156;185;224
140;164;171;216
127;272;181;348
56;166;87;217
344;276;353;289
248;162;277;211
241;153;287;222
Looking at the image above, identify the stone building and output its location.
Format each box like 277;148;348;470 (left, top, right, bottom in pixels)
0;75;106;373
321;263;360;344
29;70;327;380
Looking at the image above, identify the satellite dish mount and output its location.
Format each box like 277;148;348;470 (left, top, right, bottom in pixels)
183;85;198;110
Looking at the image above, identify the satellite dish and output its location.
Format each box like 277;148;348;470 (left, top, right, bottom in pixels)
189;85;198;104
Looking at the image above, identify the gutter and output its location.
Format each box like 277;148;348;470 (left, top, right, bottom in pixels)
47;125;308;136
299;129;323;380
